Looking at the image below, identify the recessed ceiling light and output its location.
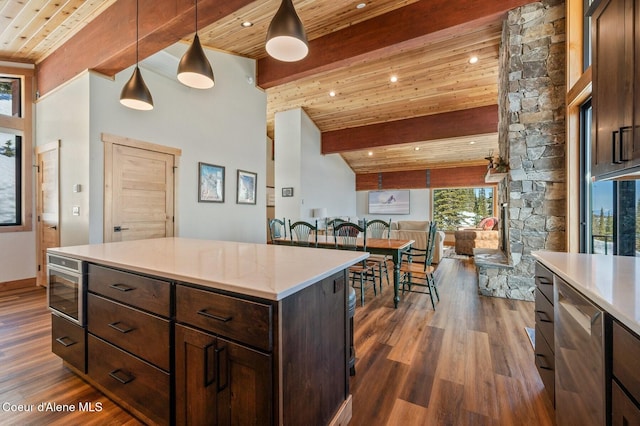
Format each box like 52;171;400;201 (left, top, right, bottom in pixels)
368;151;373;156
356;3;366;9
469;56;479;64
390;75;398;83
414;147;420;151
329;90;336;97
469;141;475;145
241;21;253;28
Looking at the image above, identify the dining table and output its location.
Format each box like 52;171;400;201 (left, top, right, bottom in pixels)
272;235;414;308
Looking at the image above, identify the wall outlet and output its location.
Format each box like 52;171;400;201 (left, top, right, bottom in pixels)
72;206;80;216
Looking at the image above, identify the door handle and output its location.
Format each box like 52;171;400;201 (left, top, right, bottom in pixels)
113;226;130;232
47;225;57;230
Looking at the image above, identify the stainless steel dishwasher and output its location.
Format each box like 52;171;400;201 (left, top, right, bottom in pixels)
554;276;606;426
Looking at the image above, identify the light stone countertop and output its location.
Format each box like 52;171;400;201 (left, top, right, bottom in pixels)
48;237;369;301
532;251;640;335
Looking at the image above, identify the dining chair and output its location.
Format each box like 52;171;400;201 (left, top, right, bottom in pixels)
365;218;391;291
399;221;439;309
325;217;346;235
289;219;319;247
268;217;287;243
333;221;376;306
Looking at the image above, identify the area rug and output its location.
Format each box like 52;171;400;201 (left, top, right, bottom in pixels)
525;327;535;349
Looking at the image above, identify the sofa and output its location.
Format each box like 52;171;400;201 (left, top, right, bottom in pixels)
388;220;445;263
453;217;499;256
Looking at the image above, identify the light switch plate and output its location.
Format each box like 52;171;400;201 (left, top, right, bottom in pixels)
72;206;80;216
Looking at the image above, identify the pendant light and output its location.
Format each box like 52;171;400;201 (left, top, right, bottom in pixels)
177;0;214;89
120;0;154;110
265;0;308;62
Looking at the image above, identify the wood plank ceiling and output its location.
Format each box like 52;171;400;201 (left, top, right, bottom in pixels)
0;0;520;175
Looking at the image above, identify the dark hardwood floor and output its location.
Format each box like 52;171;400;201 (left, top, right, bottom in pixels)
0;258;554;425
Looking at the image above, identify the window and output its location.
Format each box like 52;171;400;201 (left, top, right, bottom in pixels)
0;133;21;226
0;68;32;232
0;77;21;117
432;187;495;231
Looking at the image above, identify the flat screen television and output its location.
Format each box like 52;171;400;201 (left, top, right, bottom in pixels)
368;190;410;215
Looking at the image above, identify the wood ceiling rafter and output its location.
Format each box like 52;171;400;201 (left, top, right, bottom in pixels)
322;105;498;154
257;0;533;89
35;0;256;96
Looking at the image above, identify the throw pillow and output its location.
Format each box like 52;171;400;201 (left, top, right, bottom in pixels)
478;217;498;231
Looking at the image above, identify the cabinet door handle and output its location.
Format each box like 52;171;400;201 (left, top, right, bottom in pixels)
55;336;76;347
109;283;134;292
216;345;228;392
537;277;552;285
535;353;552;370
619;126;632;162
204;343;216;387
612;130;622;164
535;310;553;323
108;321;134;334
197;309;232;323
109;369;134;384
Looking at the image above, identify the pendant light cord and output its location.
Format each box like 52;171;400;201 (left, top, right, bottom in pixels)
135;0;139;64
195;0;198;32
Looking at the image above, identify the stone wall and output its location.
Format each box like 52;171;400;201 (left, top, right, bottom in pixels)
479;0;566;300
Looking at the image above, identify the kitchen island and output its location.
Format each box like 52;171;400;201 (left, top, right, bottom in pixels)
48;237;368;425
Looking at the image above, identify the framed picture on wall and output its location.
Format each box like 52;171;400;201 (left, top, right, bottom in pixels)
198;162;225;203
236;169;257;204
368;189;410;214
282;187;294;197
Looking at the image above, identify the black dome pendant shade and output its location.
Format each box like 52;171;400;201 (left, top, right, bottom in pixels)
266;0;308;62
177;33;214;89
120;0;154;110
177;0;214;89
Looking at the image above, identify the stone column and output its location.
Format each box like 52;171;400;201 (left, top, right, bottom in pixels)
483;0;566;300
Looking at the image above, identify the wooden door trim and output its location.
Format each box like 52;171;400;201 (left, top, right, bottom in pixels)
35;140;60;286
103;133;180;242
102;133;182;156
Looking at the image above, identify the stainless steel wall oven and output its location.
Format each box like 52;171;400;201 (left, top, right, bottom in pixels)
47;254;85;325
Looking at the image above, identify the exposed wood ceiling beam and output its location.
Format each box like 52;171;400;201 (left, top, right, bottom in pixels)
257;0;531;89
322;105;498;155
36;0;255;96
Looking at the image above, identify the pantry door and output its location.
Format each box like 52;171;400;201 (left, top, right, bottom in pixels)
103;133;181;243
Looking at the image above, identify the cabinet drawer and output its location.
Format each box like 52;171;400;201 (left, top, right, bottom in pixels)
176;285;273;351
88;335;169;425
88;264;170;317
613;320;640;405
534;324;555;404
87;293;170;371
535;262;554;303
535;288;554;348
612;379;640;426
51;313;86;373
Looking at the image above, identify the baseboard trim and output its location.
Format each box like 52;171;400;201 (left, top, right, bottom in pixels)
0;277;37;292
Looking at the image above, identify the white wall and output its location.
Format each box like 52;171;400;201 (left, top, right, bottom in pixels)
356;189;432;222
88;44;267;244
275;108;355;226
36;73;91;247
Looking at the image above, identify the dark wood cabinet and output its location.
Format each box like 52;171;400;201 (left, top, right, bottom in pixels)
592;0;640;178
86;264;172;424
52;257;350;425
534;262;555;404
51;313;86;373
175;324;272;425
612;319;640;425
